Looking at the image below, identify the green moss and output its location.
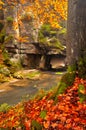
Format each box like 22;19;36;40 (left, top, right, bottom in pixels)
1;48;10;65
31;120;42;130
4;35;14;43
0;64;11;82
0;29;6;43
38;23;65;51
49;37;64;50
6;16;13;23
78;57;86;79
38;24;56;40
0;103;11;112
56;82;67;95
25;71;40;79
58;28;67;35
54;72;76;101
40;110;47;119
68;64;77;72
60;72;75;86
78;84;86;103
67;56;86;79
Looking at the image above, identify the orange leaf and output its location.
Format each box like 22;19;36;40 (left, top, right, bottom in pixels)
43;121;50;129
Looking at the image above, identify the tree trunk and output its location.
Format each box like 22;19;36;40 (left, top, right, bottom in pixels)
67;0;86;78
67;0;79;65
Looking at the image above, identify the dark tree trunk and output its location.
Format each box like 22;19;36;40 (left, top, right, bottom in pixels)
67;0;79;65
67;0;86;78
76;0;86;57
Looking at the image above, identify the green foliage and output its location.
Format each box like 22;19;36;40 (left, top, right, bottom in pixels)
40;110;47;119
0;64;11;82
56;82;67;95
58;28;66;35
59;72;76;86
55;72;63;75
38;24;53;43
54;72;76;101
13;70;40;79
25;71;40;79
4;35;14;43
68;64;77;72
38;23;65;51
13;71;24;79
39;24;51;36
0;64;10;76
31;120;42;130
8;61;23;75
1;48;10;66
78;84;86;103
67;56;86;79
49;37;64;50
0;103;11;113
6;16;13;23
0;54;23;76
0;29;6;43
78;57;86;79
38;24;55;40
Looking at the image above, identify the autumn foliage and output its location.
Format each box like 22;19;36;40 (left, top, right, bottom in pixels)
0;0;67;28
24;0;67;28
0;77;86;129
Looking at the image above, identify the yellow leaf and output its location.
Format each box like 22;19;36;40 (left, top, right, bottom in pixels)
0;0;4;5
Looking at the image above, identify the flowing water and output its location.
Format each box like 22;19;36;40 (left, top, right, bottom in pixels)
0;70;65;105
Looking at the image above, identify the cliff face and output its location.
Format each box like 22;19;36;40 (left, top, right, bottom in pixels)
0;3;66;70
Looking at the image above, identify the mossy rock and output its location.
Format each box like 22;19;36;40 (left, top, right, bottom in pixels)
60;72;76;86
54;72;76;101
38;23;65;52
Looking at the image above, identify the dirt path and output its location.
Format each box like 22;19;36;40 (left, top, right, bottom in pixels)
0;71;64;105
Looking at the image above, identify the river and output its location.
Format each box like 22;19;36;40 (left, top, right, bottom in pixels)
0;70;65;105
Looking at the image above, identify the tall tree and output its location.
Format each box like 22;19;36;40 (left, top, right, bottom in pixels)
67;0;86;78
